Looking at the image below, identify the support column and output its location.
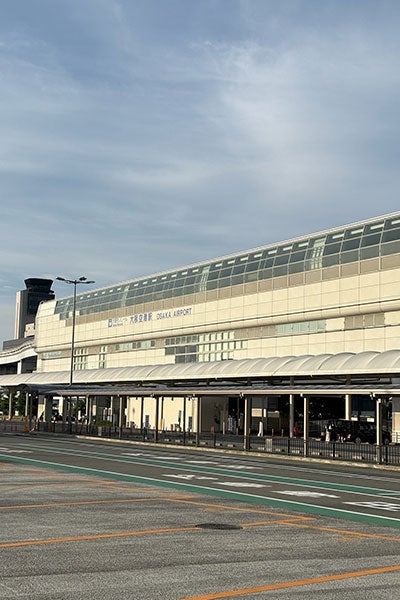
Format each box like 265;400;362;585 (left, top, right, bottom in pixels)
62;395;68;433
160;397;164;431
303;395;309;457
155;396;159;442
345;394;352;420
261;397;265;436
88;397;93;425
195;396;201;446
110;396;114;425
183;396;187;444
28;393;33;431
140;397;144;432
376;397;383;464
376;397;382;446
118;396;123;439
44;396;53;424
289;394;295;438
8;389;13;420
25;392;29;417
243;395;251;451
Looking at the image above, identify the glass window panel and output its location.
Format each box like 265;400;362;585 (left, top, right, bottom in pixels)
274;253;290;266
244;271;258;283
232;264;246;275
341;249;359;264
364;222;384;234
381;228;400;243
260;267;273;279
230;274;244;286
219;267;233;278
245;260;260;272
288;261;304;274
163;280;174;291
183;284;195;295
273;265;288;277
341;237;361;251
260;256;274;269
323;242;342;255
326;232;344;243
384;217;400;230
381;240;400;255
289;250;307;262
360;233;382;247
206;280;218;290
360;246;380;260
207;270;220;280
218;277;231;289
292;240;310;250
209;263;222;271
322;254;340;267
306;238;325;269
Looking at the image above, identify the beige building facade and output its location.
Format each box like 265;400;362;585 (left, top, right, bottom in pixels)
36;212;400;372
29;211;400;434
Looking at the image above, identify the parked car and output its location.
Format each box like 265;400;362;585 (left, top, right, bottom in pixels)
326;419;391;444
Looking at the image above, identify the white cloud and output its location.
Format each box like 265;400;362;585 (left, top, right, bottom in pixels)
1;1;400;342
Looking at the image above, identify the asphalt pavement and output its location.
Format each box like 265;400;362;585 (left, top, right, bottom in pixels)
0;433;399;599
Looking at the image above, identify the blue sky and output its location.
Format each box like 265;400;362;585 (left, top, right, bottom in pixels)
1;0;400;342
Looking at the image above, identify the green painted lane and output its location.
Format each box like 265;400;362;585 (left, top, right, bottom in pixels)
1;452;400;529
10;441;400;497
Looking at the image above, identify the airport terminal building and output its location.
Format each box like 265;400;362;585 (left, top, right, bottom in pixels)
2;211;400;442
37;211;400;370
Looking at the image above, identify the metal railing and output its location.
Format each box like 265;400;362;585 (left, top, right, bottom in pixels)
28;422;400;466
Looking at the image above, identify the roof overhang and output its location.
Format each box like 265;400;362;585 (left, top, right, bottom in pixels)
14;383;400;398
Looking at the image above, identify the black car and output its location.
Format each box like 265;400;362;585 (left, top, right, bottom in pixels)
328;419;391;444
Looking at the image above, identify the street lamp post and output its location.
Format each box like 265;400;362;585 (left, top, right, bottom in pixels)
56;276;95;430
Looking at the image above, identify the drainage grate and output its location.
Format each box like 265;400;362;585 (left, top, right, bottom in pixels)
195;523;243;530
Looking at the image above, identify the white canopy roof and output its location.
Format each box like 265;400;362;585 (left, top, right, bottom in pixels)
1;349;400;388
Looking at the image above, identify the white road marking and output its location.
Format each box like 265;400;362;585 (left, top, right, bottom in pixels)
344;501;400;512
0;448;31;454
276;490;339;498
164;474;218;481
121;452;181;460
218;482;266;488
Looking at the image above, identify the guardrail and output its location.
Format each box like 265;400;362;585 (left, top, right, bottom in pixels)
0;419;29;433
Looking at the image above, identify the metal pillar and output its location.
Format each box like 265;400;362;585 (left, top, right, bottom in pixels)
140;396;144;432
28;393;33;431
183;396;187;444
8;389;13;420
110;396;114;424
25;392;29;418
375;397;383;464
289;394;295;437
44;396;53;424
155;396;159;442
195;396;200;446
345;394;352;420
160;397;164;431
303;395;309;456
118;396;123;439
243;395;251;451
